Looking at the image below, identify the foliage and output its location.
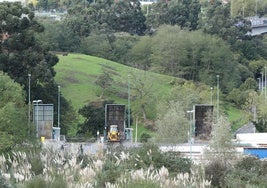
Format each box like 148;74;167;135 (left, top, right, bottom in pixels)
146;0;201;30
140;133;151;143
78;100;114;136
128;36;152;70
231;0;267;17
251;93;267;132
35;19;80;52
95;67;114;99
149;25;242;92
225;156;267;187
128;143;192;175
79;32;138;64
155;100;189;143
0;144;210;187
155;82;210;143
108;0;146;35
62;0;146;40
204;115;236;187
205;160;227;187
205;116;236;163
130;71;157;120
0;73;29;153
0;2;76;136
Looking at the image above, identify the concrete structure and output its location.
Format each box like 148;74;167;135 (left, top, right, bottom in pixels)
247;16;267;36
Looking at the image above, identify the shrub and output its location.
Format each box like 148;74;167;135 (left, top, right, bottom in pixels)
22;176;47;188
49;175;68;188
30;157;43;176
126;180;161;188
96;160;122;187
140;133;151;143
205;160;227;187
225;156;267;187
128;143;191;175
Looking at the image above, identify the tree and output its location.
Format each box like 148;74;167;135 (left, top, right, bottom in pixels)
204;116;236;187
130;71;156;121
155;100;189;143
108;0;146;35
254;93;267;132
200;0;250;43
0;72;29;152
36;20;81;52
150;25;242;93
155;82;210;143
129;36;152;70
0;2;76;135
231;0;267;17
77;100;113;137
95;67;113;99
146;0;201;30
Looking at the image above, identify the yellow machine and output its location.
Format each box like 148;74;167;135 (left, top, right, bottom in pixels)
108;125;120;142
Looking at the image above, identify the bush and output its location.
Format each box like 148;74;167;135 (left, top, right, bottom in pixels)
225;156;267;187
22;176;47;188
128;143;191;175
96;160;122;187
205;160;227;187
140;133;151;143
30;157;43;176
126;180;161;188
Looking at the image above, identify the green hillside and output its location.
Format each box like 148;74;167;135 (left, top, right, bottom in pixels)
54;53;175;111
54;53;248;133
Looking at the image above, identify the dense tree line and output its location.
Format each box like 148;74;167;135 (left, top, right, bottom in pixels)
0;2;77;150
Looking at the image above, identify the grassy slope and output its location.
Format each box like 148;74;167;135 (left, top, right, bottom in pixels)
54;53;248;134
54;53;177;138
54;53;174;110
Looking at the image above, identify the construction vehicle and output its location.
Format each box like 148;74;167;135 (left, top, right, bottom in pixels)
108;125;120;142
105;104;126;142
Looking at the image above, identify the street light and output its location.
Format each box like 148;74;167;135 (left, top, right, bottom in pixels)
216;75;220;122
258;78;261;91
33;100;42;138
210;87;213;105
58;85;60;128
187;110;194;160
265;66;266;100
128;74;131;129
28;73;31;135
261;72;264;93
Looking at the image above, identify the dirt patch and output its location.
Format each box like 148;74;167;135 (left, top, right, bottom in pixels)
64;75;79;83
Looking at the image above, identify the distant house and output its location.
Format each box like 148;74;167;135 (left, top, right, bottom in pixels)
0;0;26;5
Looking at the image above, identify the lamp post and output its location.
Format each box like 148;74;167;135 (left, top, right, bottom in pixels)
265;66;266;100
58;85;60;128
258;78;261;91
216;75;220;122
262;72;264;93
28;73;31;135
210;87;213;105
33;100;42;138
187;110;194;160
128;74;131;129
